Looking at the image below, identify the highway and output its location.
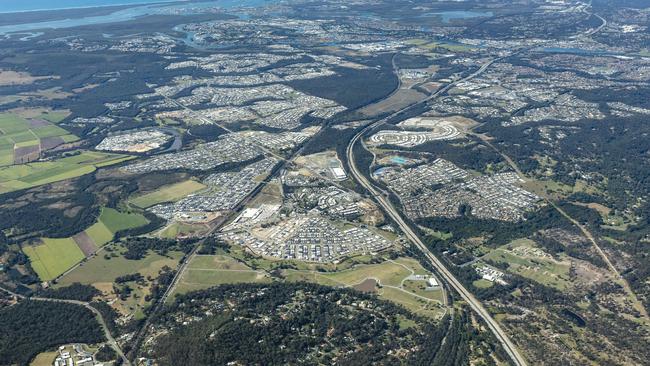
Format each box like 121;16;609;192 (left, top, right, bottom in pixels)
345;58;528;366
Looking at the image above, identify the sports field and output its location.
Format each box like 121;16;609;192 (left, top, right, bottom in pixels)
130;180;206;208
23;238;86;281
0;151;134;194
24;207;149;281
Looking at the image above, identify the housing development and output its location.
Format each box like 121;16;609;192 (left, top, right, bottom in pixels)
1;0;650;366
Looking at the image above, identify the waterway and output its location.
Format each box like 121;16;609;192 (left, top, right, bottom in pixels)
420;10;493;23
0;0;274;34
0;0;183;14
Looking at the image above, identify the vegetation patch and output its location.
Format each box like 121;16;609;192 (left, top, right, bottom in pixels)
0;152;133;194
0;301;104;365
23;238;85;281
25;208;149;281
98;207;149;235
482;238;572;290
147;283;454;365
130;180;206;208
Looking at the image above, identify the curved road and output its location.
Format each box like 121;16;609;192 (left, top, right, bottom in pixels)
0;285;130;365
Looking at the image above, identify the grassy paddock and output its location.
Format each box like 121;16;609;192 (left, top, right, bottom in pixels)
25;207;149;281
130;180;206;208
99;207;149;234
58;250;183;286
482;239;572;290
23;238;85;281
0;152;133;194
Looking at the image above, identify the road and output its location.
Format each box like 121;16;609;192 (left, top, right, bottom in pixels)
579;1;607;37
345;58;528;366
0;285;131;366
347;132;528;366
478;136;650;322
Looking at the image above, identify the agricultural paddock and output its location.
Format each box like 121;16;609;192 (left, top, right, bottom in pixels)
0;152;133;194
23;238;85;281
58;250;183;317
24;208;149;282
0;112;77;167
58;250;183;286
130;179;206;208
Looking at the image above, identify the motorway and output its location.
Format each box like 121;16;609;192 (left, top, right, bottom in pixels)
345;58;528;366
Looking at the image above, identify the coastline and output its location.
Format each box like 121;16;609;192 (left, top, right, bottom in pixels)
0;0;188;15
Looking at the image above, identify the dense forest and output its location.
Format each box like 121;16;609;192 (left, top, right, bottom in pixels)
0;300;104;365
148;282;507;366
39;283;100;302
287;54;398;110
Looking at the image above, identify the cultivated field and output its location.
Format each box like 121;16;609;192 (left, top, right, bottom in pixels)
23;238;85;282
24;207;149;281
0;151;134;194
131;179;206;208
0;112;77;167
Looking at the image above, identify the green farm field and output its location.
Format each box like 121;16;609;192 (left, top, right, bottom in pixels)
0;151;134;194
130;180;206;208
82;207;149;247
23;238;85;281
99;207;149;234
84;221;114;246
24;208;149;281
0;112;78;168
